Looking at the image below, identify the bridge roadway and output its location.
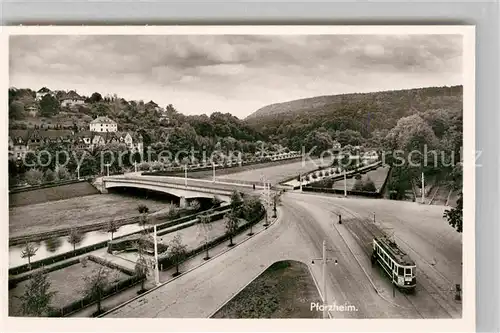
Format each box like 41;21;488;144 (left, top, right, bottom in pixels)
103;191;462;322
103;173;267;198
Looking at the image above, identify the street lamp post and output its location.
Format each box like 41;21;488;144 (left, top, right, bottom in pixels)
77;166;80;180
421;171;425;204
106;164;110;177
153;224;160;286
134;161;137;173
312;240;338;319
212;163;216;183
343;169;347;197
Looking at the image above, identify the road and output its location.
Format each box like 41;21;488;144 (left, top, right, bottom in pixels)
107;173;260;194
104;191;462;319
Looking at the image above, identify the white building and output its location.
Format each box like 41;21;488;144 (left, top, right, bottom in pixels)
90;116;118;132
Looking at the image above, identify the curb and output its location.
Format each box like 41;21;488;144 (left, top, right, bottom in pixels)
329;209;408;309
98;210;281;318
307;264;333;319
207;264;271;318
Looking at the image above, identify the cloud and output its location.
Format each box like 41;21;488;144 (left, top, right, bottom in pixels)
9;34;463;117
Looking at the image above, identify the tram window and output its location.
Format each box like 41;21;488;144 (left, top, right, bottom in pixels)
398;267;404;275
405;268;411;275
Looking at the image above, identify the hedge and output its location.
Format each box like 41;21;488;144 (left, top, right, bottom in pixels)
9;258;81;288
302;186;382;198
158;208;266;270
49;273;143;317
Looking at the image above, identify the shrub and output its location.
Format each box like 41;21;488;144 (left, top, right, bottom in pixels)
354;174;362;180
25;169;43;186
80;256;88;267
55;166;70;181
137;162;150;171
353;178;363;191
311;173;318;179
362;178;377;192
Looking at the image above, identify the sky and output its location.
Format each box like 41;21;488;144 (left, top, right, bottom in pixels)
9;34;463;119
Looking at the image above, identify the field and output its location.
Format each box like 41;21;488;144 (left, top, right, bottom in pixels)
114;216;247;263
9;193;168;238
214;157;333;185
9;260;129;316
9;181;100;207
332;166;390;191
212;260;321;318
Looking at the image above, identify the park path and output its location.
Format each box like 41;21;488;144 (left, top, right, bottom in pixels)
69;217;271;317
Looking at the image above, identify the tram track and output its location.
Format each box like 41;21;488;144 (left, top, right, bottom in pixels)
288;193;457;318
325;202;459;318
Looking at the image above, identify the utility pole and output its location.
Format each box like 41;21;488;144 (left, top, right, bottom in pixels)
106;164;110;177
421;171;425;204
134;161;137;173
311;240;338;319
153;224;160;286
77;166;80;180
322;240;327;319
300;174;303;191
212;163;216;183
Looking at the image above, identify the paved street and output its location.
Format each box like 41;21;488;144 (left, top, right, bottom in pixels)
104;191;462;319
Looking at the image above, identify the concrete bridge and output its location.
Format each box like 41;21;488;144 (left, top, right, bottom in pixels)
101;174;264;208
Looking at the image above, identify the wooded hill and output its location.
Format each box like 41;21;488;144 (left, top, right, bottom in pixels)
245;86;462;151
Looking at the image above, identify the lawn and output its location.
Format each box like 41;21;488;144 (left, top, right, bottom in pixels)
212;260;322;319
115;216;247;264
9;193;168;238
332;166;389;192
9;260;129;316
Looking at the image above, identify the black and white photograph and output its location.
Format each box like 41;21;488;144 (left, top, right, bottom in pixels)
3;26;475;331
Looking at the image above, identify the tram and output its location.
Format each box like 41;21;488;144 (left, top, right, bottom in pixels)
371;235;416;293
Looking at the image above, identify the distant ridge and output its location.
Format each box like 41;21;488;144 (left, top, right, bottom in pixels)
245;86;463;120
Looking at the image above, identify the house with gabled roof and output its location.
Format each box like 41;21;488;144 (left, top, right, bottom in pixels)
60;90;86;108
90;116;117;132
36;87;52;101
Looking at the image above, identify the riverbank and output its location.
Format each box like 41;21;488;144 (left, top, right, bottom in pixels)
9;193;168;240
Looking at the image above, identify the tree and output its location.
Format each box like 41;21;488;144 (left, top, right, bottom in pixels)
9;101;25;119
89;92;103;104
443;193;463;233
106;219;119;240
134;236;151;293
82;267;112;316
188;199;201;212
55;166;70;181
39;94;59;117
168;234;188;277
197;213;212;260
229;190;243;214
353;178;364;191
137;204;149;230
68;228;83;252
17;270;56;316
225;211;239;247
21;242;38;268
362;178;377;192
25;169;43;186
242;195;262;236
44;237;62;253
